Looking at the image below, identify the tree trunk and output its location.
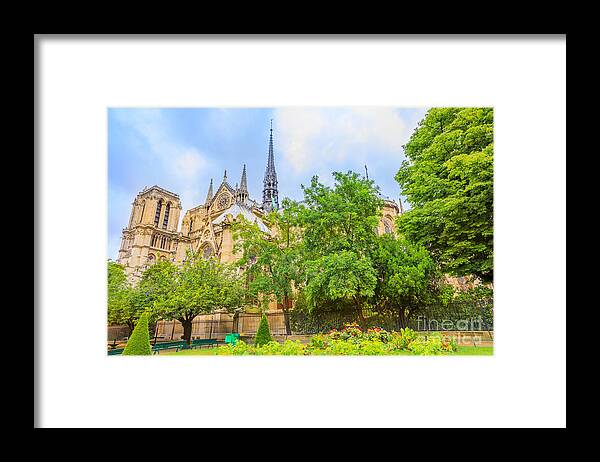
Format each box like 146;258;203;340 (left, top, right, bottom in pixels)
356;299;367;330
283;294;292;335
181;318;193;345
232;311;240;333
398;309;408;329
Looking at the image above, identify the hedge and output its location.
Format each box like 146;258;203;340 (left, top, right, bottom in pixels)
254;313;273;346
123;311;152;355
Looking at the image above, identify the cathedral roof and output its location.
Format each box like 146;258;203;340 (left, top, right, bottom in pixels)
212;203;271;233
139;185;180;200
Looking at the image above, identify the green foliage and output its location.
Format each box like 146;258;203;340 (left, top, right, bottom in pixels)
214;324;455;355
370;234;453;324
305;251;377;312
138;253;245;343
122;311;152;355
233;208;304;313
406;333;447;355
107;260;129;324
141;253;244;320
254;313;273;346
388;328;418;350
290;171;384;257
283;171;445;326
216;340;307;356
396;108;494;282
108;260;128;297
423;284;494;330
107;260;146;332
137;260;179;307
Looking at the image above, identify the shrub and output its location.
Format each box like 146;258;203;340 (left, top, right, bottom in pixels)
309;333;329;349
407;333;449;355
389;327;419;350
365;327;392;343
339;322;362;341
321;339;359;355
254;313;273;346
213;325;457;356
257;340;306;356
230;340;255;355
214;340;306;356
122;311;152;355
275;340;306;355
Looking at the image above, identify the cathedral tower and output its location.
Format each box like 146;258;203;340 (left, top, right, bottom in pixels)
117;185;182;280
262;120;279;212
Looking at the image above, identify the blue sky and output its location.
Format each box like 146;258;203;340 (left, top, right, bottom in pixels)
108;107;429;259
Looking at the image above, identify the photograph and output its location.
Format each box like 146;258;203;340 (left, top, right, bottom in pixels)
36;35;566;429
107;107;494;356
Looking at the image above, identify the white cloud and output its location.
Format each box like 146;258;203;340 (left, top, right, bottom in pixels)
274;107;410;175
112;108;210;180
171;148;208;179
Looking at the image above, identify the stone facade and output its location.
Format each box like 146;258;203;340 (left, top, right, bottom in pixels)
117;126;403;293
118;182;402;283
117;185;183;279
116;173;270;280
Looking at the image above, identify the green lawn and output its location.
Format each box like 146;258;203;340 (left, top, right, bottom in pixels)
162;345;493;356
452;346;494;355
162;347;219;356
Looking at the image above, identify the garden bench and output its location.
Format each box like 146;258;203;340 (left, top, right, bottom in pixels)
152;341;186;354
190;338;218;349
108;348;124;355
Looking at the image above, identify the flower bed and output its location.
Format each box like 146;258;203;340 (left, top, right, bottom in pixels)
213;323;457;356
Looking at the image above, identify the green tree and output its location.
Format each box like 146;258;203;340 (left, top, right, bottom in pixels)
254;313;273;346
396;108;493;282
233;206;305;334
108;260;128;323
107;260;142;335
144;253;244;344
283;172;384;321
122;311;152;355
292;171;384;257
305;251;377;325
370;234;453;328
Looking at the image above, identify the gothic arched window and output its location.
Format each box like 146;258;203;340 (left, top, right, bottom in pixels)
383;219;393;235
189;219;194;234
201;244;213;259
154;200;163;227
162;203;170;229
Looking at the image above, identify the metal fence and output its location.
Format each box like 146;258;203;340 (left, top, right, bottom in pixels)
153;312;291;341
149;300;493;342
287;302;493;334
107;325;130;342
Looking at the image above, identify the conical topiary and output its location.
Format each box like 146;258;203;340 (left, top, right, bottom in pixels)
123;311;152;355
254;313;273;346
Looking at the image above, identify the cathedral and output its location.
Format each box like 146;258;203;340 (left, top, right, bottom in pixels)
116;124;402;283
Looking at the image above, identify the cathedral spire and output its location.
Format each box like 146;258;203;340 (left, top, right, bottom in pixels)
223;169;228;183
240;164;248;192
236;164;249;205
262;120;279;212
205;178;213;204
266;120;275;174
